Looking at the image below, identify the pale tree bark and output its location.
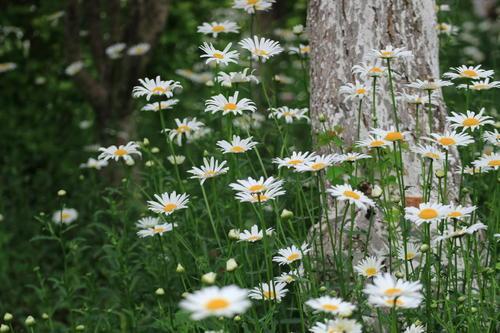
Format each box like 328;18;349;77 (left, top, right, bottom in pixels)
307;0;458;254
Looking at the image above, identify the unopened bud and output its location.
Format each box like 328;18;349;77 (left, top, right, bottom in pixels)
143;138;150;146
371;185;383;198
395;271;404;278
176;263;185;273
280;209;293;220
318;114;326;123
125;158;135;166
57;189;66;196
226;258;238;272
470;307;477;313
76;325;85;331
42;313;49;320
319;286;327;292
228;229;240;240
3;313;13;322
145;160;154;167
435;169;445;178
25;315;36;326
0;324;9;332
151;147;160;154
420;244;430;252
155;288;165;296
234;315;241;321
292;24;304;34
201;272;217;284
458;295;466;302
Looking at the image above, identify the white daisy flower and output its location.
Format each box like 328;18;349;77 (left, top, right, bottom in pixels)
127;42;150;56
167;155;186;165
147;191;190;216
79;157;108;170
295;154;338;172
305;296;356;317
457;78;500;91
433;223;487;243
141;100;179;112
217;135;258;154
370;127;409;142
0;62;17;73
179;285;251;320
425;131;474;149
249;281;288;302
483;129;500;146
232;112;265;131
105;42;126;59
443;65;494;80
230;176;283;194
371;45;413;59
355;135;391;149
352;62;386;79
205;91;256;116
135;216;160;229
233;0;275;14
187;127;212;144
363;273;423;308
65;61;84;76
397;91;438;106
269;106;310;123
407;79;453;91
235;187;285;203
310;319;362;333
239;36;283;62
327;184;375;210
447;109;494;132
336;152;371;163
216;68;259;87
460;165;491;175
197;21;239;38
272;151;316;169
98;142;141;164
403;324;425;333
274;266;305;284
272;243;311;265
187;157;229;184
238;224;274;242
436;23;459;35
339;81;371;101
132;76;182;101
447;204;476;220
354;256;384;278
52;208;78;225
175;69;213;84
137;223;176;238
289;44;310;56
472;153;500;170
166;118;205;146
404;202;450;226
412;144;446;161
397;243;420;262
199;42;239;66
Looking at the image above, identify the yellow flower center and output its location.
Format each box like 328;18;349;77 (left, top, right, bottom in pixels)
380;51;393;58
163;203;177;213
384;288;402;296
61;212;71;219
204;170;217;177
462;118;480;127
288;159;303;165
311;162;326;170
247;235;261;241
230;146;246;153
282;111;293;117
343;190;361;200
224;103;238;111
370;67;383;73
114;148;128;156
448;211;463;218
488;159;500;167
438;137;456;146
424;152;440;159
472;84;488;90
254;194;269;202
248;184;265;192
365;267;377;276
418;208;438;220
153;226;166;234
355;88;367;95
176;125;190;133
322;304;339;311
212;25;225;32
263;290;275;299
462;69;478;78
370;140;386;147
385;298;404;306
286;253;301;261
152;86;167;94
300;46;310;53
213;52;225;59
405;252;416;260
255;49;269;56
247;0;259;4
385;132;404;141
205;298;230;311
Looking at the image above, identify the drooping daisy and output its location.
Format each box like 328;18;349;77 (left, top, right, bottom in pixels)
354;256;384;278
217;135;258;154
52;208;78;225
166;118;205;146
249;281;288;302
233;0;275;14
141;99;179;112
238;224;274;242
205;91;256;115
355;135;391;149
306;296;356;317
127;42;150;56
239;36;283;61
472;153;500;170
65;61;84;76
443;65;494;80
272;151;316;169
79;157;109;170
447;204;476;220
199;42;239;66
371;45;413;59
187;157;229;184
230;176;283;194
336;152;372;163
135;216;160;229
363;273;423;309
269;106;310;123
412;144;445;161
352;62;386;79
0;62;17;73
339;81;371;101
483;129;500;146
275;266;305;284
235;187;285;203
137;223;176;238
197;21;239;38
295;154;338;172
132;76;182;100
98;142;141;164
147;191;190;216
425;131;474;149
105;42;126;59
457;78;500;91
404;202;450;226
217;68;259;87
403;324;425;333
310;319;362;333
179;285;251;320
370;127;409;142
272;243;311;265
327;184;375;210
289;44;310;56
407;79;453;91
447;109;494;132
397;243;420;262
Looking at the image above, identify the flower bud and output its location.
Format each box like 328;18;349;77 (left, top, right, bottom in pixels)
151;147;160;154
145;160;154;167
201;272;217;284
395;271;404;278
371;185;383;198
76;325;85;331
420;244;429;252
155;288;165;296
226;258;238;272
318;114;326;123
125;158;135;166
319;286;327;292
57;189;66;196
458;295;466;302
435;169;445;178
42;313;49;320
0;324;9;332
206;80;214;87
292;24;304;34
234;315;241;322
176;263;185;273
143;138;150;146
471;307;477;313
3;313;13;322
25;315;36;326
228;229;240;240
280;209;294;220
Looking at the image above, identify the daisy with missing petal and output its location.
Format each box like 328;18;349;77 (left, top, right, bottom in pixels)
483;129;500;146
356;135;391;149
370;127;409;142
136;216;160;229
404;324;425;333
354;256;384;278
412;144;445;161
127;42;150;56
147;191;189;216
239;36;283;62
306;296;356;317
397;243;420;262
295;154;338;172
269;106;310;123
230;176;283;194
310;319;362;333
371;45;413;59
433;223;487;243
443;65;494;80
52;208;78;225
137;223;176;238
327;184;375;210
141;100;179;112
235;187;285;203
363;273;423;309
166;118;205;146
272;151;315;169
238;224;274;242
447;109;494;132
205;91;256;115
425;131;474;149
352;62;386;79
407;79;453;91
447;204;476;220
217;135;258;154
339;81;371;101
233;0;275;14
179;285;251;320
272;243;311;266
98;142;141;164
197;21;239;38
217;68;259;87
337;152;371;163
458;78;500;91
473;153;500;170
132;76;182;100
404;202;450;226
249;281;288;302
187;157;229;184
199;42;239;66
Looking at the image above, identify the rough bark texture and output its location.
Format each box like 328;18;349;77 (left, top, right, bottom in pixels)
307;0;456;254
